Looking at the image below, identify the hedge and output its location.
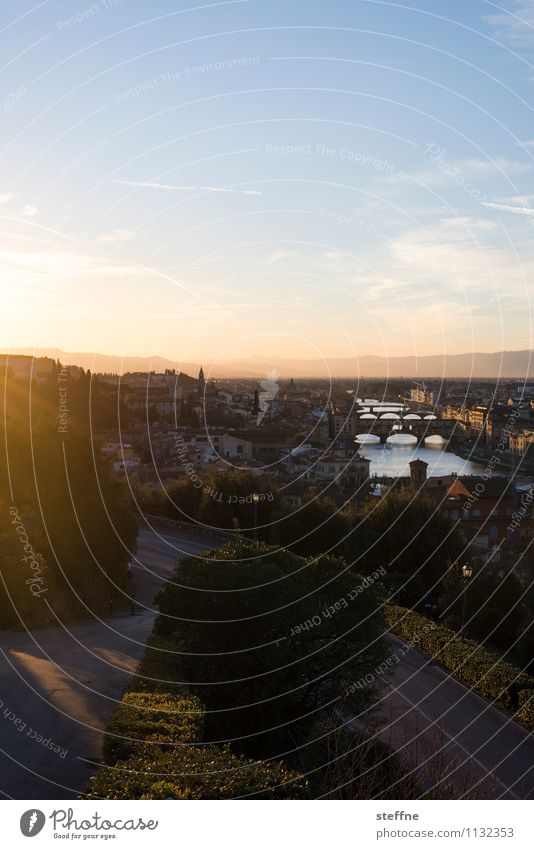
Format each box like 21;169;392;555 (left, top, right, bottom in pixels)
102;691;203;765
86;629;308;799
385;604;534;711
85;745;309;800
129;635;184;694
516;689;534;729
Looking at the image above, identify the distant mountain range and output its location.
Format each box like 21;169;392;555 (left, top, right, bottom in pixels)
1;347;533;379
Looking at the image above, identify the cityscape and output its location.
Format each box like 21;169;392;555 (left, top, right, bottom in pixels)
2;351;534;805
1;0;534;844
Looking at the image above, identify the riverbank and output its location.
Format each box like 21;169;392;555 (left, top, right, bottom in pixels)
454;444;534;481
361;441;488;478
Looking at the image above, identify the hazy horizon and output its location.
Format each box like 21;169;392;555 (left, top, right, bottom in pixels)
3;344;534;379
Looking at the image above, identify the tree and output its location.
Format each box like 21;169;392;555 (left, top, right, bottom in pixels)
0;372;137;628
301;721;419;799
198;469;277;533
440;563;527;651
179;398;198;426
252;388;260;416
352;492;465;608
275;497;350;556
155;542;389;759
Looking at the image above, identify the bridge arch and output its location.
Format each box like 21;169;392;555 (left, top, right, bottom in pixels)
387;433;418;445
425;434;446;445
355;433;380;444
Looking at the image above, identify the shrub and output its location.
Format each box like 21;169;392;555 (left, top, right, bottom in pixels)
87;627;308;799
155;543;389;758
301;722;418;799
129;635;184;694
84;745;309;800
385;605;534;710
103;691;203;765
516;689;534;729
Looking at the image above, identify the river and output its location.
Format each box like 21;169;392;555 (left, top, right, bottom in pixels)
357;438;489;478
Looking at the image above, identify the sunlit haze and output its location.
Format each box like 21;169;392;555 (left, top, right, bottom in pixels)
1;0;534;367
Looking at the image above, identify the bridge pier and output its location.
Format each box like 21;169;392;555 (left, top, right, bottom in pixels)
355;424;451;446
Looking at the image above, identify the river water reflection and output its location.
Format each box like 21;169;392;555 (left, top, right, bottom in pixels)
359;440;488;478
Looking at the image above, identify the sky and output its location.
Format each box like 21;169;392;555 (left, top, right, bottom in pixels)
2;0;534;371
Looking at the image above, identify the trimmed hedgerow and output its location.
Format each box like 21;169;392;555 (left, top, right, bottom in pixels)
102;691;203;765
385;605;534;711
129;635;184;694
87;627;308;799
516;689;534;729
84;745;309;800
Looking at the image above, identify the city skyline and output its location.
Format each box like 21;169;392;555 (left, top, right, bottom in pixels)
4;343;534;379
2;1;534;362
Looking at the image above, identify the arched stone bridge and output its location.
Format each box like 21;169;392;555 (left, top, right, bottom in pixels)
354;416;456;444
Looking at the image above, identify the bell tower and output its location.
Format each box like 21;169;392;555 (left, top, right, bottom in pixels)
409;458;428;489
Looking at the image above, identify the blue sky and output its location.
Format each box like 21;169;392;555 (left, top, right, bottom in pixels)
2;0;534;368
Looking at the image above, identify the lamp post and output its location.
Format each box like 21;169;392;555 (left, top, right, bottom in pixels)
252;493;260;543
460;563;473;642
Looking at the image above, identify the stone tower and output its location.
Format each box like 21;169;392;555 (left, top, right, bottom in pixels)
409;458;428;489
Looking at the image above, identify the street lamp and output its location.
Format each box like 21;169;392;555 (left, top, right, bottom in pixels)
460;563;473;642
252;493;260;543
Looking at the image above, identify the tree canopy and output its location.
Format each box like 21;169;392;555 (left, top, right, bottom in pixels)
352;492;465;608
0;369;137;628
155;541;388;759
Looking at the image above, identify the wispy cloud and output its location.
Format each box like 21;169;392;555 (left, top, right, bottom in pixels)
0;216;78;243
114;179;262;196
97;228;135;243
0;250;142;276
485;2;534;46
0;193;14;205
386;218;534;303
268;249;297;263
482;200;534;216
21;205;38;217
492;193;534;203
456;156;532;176
380;156;532;188
323;250;359;274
